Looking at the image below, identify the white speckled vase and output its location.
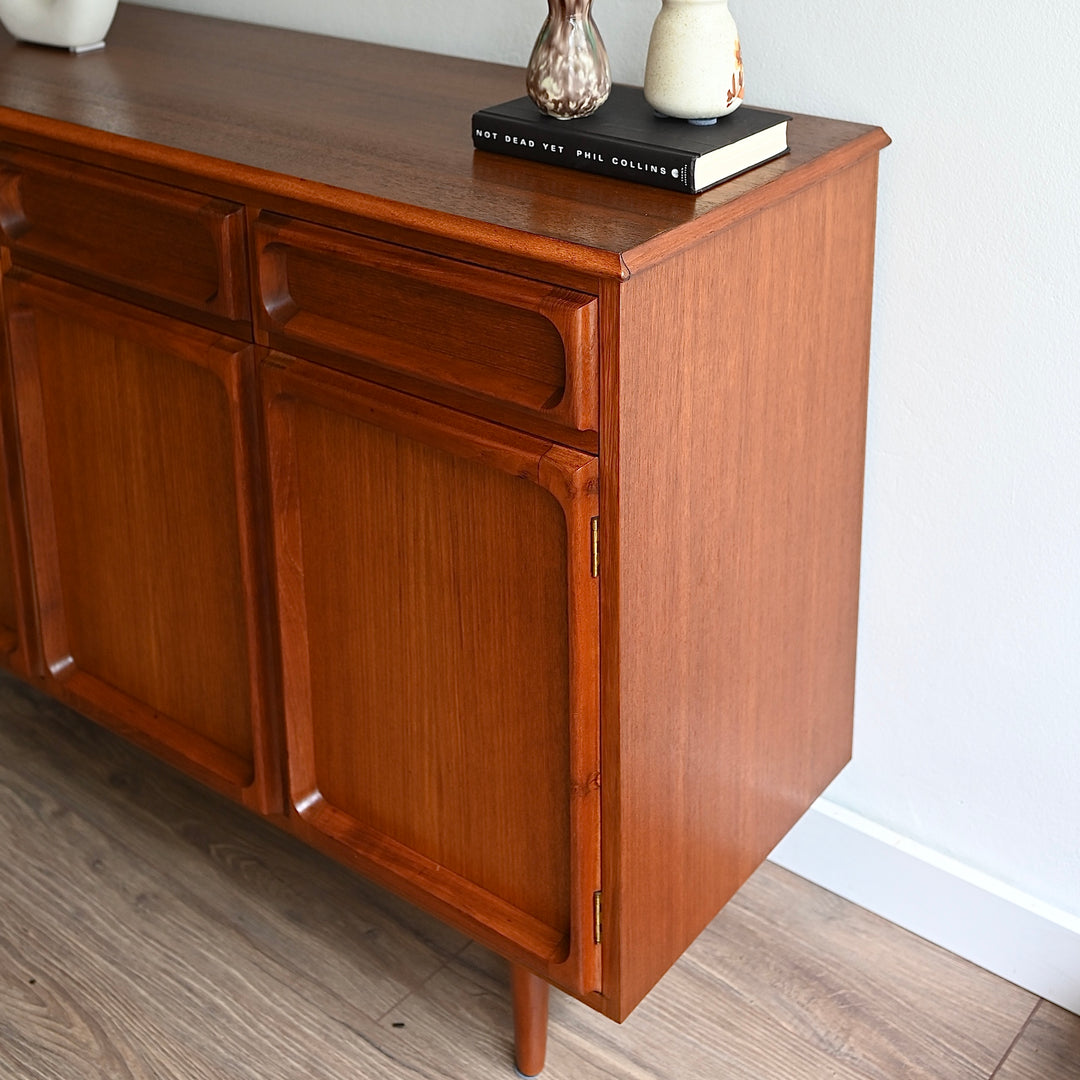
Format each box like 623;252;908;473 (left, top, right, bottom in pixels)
0;0;119;51
643;0;744;124
526;0;611;120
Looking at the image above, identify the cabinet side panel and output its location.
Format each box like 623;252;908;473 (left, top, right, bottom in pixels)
611;156;881;1015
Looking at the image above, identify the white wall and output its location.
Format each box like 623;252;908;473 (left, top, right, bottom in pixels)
132;0;1080;992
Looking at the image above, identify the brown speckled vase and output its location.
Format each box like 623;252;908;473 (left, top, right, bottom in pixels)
526;0;611;120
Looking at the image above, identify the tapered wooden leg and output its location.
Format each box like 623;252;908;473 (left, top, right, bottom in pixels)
511;963;549;1077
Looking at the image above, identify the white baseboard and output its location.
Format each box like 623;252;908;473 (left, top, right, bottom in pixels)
768;799;1080;1014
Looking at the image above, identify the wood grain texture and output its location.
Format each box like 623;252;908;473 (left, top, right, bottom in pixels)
254;213;599;433
0;4;886;278
450;866;1039;1080
0;144;248;322
684;861;1039;1080
0;424;17;651
3;271;275;807
0;7;892;1059
0;256;32;674
0;673;1047;1080
603;153;883;1017
0;672;471;1080
262;355;600;992
993;1002;1080;1080
512;964;550;1077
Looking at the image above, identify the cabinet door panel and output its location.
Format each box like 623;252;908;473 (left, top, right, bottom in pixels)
263;354;600;992
0;449;20;663
0;495;14;645
5;271;275;809
0;266;30;671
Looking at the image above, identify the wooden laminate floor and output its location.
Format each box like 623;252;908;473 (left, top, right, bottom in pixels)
1;671;1077;1080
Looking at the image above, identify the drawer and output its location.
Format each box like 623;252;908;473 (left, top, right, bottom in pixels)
254;213;598;433
0;146;248;322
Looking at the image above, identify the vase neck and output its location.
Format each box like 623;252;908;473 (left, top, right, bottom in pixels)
547;0;594;16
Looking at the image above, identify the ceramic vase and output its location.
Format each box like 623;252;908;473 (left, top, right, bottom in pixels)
0;0;119;52
526;0;611;120
644;0;744;124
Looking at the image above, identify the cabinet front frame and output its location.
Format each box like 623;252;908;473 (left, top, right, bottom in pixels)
261;352;602;995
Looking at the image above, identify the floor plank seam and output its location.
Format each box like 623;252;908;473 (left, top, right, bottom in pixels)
2;678;1056;1080
374;952;469;1025
0;688;448;1046
986;999;1043;1080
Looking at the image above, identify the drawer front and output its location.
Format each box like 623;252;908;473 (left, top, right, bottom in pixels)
254;213;598;433
0;146;249;322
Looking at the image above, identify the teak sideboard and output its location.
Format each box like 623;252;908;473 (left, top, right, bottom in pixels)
0;6;889;1075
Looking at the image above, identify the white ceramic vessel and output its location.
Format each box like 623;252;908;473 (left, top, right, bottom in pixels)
644;0;744;124
0;0;119;52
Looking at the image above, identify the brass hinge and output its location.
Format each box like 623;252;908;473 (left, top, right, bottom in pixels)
593;890;602;944
590;516;600;578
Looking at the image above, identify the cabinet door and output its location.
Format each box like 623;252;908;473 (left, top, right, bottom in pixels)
262;354;601;994
4;271;276;810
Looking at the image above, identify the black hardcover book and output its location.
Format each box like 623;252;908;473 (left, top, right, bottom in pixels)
472;84;790;193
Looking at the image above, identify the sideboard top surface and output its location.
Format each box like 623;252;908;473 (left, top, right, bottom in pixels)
0;4;887;274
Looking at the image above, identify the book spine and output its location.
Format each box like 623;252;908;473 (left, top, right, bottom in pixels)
471;113;697;193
